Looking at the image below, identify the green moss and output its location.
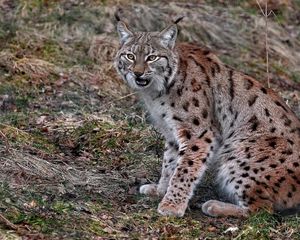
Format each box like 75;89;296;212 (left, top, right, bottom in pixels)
87;220;108;236
235;211;279;239
291;72;300;83
0;112;30;129
52;201;74;214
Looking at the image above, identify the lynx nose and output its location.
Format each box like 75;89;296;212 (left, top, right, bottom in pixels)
134;71;143;77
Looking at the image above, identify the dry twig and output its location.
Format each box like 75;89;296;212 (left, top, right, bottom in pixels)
256;0;272;88
0;129;10;153
0;213;18;231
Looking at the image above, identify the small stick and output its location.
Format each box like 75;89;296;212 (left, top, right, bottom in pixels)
0;129;10;153
256;0;272;88
0;213;18;230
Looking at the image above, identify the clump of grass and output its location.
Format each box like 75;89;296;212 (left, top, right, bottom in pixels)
66;117;161;169
234;211;280;239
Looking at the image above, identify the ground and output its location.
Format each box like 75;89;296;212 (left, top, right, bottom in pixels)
0;0;300;239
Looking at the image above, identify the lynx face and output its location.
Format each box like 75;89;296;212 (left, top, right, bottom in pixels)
115;22;179;95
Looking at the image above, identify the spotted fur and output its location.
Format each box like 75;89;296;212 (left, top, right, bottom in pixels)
115;20;300;218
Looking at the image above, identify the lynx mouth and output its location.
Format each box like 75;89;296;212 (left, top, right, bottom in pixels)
135;78;150;87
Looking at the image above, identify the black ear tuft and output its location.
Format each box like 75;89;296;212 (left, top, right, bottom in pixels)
173;15;184;24
114;8;122;22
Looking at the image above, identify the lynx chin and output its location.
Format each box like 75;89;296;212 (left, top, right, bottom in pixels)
114;19;300;218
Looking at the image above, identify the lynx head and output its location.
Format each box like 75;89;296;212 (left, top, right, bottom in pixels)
114;20;179;95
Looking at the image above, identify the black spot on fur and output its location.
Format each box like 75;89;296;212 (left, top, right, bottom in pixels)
228;131;234;138
204;138;212;143
275;101;288;113
293;162;299;167
260;87;267;94
177;87;183;96
240;162;246;167
244;78;254;90
265;175;271;180
182;102;189;112
282;115;292;127
256;156;269;163
241;173;249;178
270;127;276;133
268;141;277;149
188;160;193;166
279;158;286;163
228;70;234;101
282;149;293;155
192;97;199;107
173;115;183;122
278;177;286;183
184;130;191;140
198;129;208;139
248;95;258;107
193;118;200;126
264;108;270;117
202;109;208;119
191;145;199;151
205;75;211;87
248;115;259;132
244;166;250;171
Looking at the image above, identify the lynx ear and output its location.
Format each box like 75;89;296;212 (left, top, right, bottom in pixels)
158;24;178;49
117;21;133;45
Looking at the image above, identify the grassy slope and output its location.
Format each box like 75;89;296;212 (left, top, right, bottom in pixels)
0;0;299;239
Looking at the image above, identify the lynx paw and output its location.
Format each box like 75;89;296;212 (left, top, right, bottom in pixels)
157;199;187;217
202;200;248;217
201;200;219;217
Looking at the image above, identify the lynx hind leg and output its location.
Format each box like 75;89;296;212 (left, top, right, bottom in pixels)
140;142;178;197
202;200;249;218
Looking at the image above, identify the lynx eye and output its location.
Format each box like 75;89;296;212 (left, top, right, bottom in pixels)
126;54;135;61
147;55;158;62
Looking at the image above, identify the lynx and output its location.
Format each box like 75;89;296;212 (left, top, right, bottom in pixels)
114;18;300;217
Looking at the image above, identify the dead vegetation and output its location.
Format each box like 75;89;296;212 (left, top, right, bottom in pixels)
0;0;299;239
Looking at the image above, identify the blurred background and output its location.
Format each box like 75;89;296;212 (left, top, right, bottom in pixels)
0;0;299;239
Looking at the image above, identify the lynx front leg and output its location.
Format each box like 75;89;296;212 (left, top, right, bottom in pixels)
140;141;179;197
158;130;214;217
